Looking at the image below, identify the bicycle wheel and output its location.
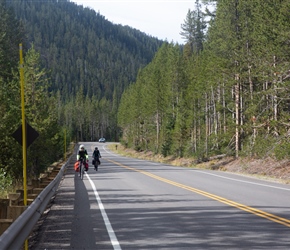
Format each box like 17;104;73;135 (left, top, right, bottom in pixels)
79;162;82;179
94;161;98;171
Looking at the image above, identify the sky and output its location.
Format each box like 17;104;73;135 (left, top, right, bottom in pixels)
72;0;197;44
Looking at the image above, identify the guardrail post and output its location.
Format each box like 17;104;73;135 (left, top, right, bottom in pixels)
0;199;12;235
7;206;27;221
17;188;33;205
0;219;13;235
0;150;72;248
0;199;9;219
31;178;40;188
8;193;21;206
32;188;44;195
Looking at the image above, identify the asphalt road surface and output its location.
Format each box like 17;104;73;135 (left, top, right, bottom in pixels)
31;142;290;249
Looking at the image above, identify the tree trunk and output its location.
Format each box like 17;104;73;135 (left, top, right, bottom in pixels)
156;111;160;152
222;81;227;134
205;93;209;157
235;75;240;158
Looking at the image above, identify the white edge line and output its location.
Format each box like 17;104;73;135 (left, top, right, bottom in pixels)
99;145;290;191
86;173;122;250
194;170;290;191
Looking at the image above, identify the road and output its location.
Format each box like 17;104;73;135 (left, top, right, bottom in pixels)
31;142;290;249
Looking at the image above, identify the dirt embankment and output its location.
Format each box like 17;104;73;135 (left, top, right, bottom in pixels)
219;157;290;183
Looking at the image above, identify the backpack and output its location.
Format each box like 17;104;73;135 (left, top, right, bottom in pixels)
74;161;80;172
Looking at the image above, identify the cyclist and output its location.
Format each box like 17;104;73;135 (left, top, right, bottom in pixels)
77;144;89;171
92;146;101;170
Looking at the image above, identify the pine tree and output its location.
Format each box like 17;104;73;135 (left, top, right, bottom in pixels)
180;0;206;55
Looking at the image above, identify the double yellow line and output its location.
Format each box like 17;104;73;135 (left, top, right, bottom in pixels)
107;158;290;228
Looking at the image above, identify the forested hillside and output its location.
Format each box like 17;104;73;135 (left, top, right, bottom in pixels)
118;0;290;161
0;0;66;188
0;0;163;188
3;0;290;191
7;0;163;142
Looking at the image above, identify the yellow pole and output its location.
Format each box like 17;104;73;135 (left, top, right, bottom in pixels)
19;44;27;206
19;43;28;250
64;129;66;161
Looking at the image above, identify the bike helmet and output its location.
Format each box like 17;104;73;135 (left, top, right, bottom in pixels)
79;144;85;151
95;147;98;150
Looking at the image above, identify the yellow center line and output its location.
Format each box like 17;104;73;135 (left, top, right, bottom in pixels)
106;158;290;228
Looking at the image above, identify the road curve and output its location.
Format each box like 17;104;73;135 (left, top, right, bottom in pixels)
30;142;290;249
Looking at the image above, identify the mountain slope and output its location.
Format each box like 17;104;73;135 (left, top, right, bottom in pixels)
7;0;163;101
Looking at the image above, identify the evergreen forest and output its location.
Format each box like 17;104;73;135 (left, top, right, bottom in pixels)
1;0;290;190
7;0;163;142
0;0;162;189
118;0;290;161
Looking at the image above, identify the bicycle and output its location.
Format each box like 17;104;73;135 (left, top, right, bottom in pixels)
78;158;86;179
93;158;100;171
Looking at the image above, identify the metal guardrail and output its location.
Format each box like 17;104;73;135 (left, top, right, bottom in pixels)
0;157;70;250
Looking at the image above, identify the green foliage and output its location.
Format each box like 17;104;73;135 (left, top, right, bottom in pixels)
0;3;67;182
180;0;206;54
0;2;24;181
161;114;175;157
118;0;290;163
274;141;290;160
3;0;290;184
0;168;13;193
7;0;163;142
0;0;23;81
118;43;183;154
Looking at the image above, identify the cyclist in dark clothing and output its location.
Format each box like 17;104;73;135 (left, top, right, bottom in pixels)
92;147;101;170
77;144;89;171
